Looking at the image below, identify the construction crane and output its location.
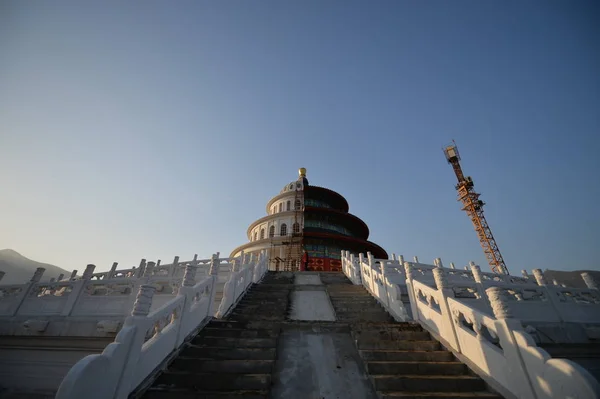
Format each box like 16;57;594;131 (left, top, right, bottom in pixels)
443;141;510;275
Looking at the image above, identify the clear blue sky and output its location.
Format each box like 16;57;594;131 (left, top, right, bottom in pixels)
1;1;598;274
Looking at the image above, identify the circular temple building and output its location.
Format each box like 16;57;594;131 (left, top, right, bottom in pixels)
229;168;387;272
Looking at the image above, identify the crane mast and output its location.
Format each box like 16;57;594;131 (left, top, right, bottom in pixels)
443;142;510;275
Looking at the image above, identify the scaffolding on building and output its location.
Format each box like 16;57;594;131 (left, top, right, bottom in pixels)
269;187;304;272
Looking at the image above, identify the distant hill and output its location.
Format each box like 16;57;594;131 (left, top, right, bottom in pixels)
543;269;600;289
0;249;70;285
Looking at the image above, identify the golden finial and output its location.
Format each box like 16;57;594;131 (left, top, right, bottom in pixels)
298;167;307;178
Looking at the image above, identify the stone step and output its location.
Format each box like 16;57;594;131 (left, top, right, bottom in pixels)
378;392;501;398
229;314;288;322
243;291;290;297
354;330;431;341
198;328;278;338
352;322;423;331
154;371;271;391
181;346;276;360
236;300;288;306
233;305;289;312
190;337;277;348
333;306;388;313
373;375;486;392
329;297;380;303
144;388;268;398
317;274;353;284
253;286;291;291
206;320;252;329
330;296;377;301
327;285;368;290
360;350;455;362
337;316;394;323
169;359;275;374
335;310;389;316
329;298;378;304
328;292;373;297
335;312;393;322
357;339;441;351
366;361;467;375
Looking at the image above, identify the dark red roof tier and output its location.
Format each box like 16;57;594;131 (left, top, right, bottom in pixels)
304;231;388;259
304;186;349;212
303;206;370;239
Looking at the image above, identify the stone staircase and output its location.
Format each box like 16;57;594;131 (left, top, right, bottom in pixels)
139;271;501;398
323;274;501;398
353;322;502;398
325;275;395;323
141;272;293;398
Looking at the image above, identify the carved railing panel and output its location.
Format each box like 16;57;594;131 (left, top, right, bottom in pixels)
0;284;26;316
549;286;600;323
411;280;444;337
17;282;77;315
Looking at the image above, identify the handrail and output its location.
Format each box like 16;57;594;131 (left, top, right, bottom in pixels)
55;251;267;399
340;250;600;399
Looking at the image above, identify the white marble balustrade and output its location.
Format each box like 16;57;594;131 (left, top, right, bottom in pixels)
54;251;268;399
341;250;600;399
0;253;240;336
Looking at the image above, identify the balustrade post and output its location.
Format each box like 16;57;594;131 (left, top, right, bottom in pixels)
367;252;375;267
12;268;46;316
581;273;598;290
434;257;443;268
432;268;460;351
552;279;559;286
131;285;156;316
31;267;45;282
176;262;199;345
57;273;64;281
82;264;96;280
106;262;118;279
521;270;529;278
70;270;78;280
449;262;455;269
470;264;483;283
182;262;197;288
253;253;262;283
135;259;147;278
404;262;418;321
469;264;489;303
208;253;220;313
350;253;361;285
485;286;537;399
413;256;419;263
169;256;180;277
209;253;219;276
143;261;156;278
0;271;4;282
358;253;370;289
532;269;547;286
63;264;96;316
114;284;156;398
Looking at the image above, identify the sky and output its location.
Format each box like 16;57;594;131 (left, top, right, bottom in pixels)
1;1;599;274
